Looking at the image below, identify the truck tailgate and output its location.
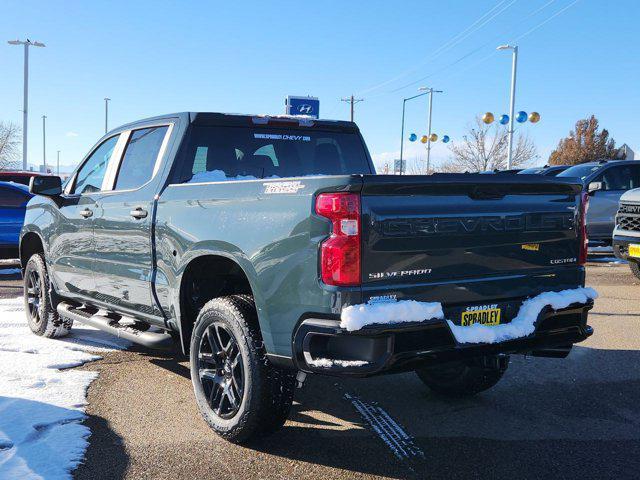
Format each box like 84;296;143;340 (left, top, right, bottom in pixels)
360;175;584;293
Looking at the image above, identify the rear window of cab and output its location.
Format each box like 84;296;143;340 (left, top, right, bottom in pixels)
175;126;373;183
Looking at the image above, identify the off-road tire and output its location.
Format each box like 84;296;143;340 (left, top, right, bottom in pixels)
190;295;296;444
416;355;509;397
23;253;72;338
629;262;640;280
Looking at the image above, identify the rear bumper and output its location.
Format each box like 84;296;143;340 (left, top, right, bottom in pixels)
613;233;640;262
293;300;594;377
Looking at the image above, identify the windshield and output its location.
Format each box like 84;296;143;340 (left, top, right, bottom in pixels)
518;167;546;175
176;126;373;183
557;164;603;182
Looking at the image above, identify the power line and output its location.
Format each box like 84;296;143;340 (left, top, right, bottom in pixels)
357;0;518;97
341;95;364;122
374;0;562;97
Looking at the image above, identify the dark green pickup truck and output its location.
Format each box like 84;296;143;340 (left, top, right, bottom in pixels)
20;112;596;442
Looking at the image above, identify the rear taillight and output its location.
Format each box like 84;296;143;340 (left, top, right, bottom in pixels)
315;192;361;286
579;190;589;265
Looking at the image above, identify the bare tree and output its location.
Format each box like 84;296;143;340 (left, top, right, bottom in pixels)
442;117;538;172
0;121;22;171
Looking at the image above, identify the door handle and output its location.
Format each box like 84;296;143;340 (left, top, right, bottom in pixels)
79;208;93;218
130;207;148;219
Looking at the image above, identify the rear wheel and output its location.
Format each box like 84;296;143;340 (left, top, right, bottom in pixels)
190;295;295;443
416;355;509;397
23;253;72;338
629;262;640;280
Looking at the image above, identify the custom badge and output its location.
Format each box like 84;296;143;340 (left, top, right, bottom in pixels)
263;181;305;194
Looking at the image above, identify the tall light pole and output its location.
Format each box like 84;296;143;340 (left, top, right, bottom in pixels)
418;86;443;174
497;44;518;169
56;150;60;176
104;98;111;133
42;115;47;171
7;39;46;171
399;90;430;175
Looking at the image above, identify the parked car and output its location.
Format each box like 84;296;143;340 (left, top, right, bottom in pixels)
0;181;33;259
612;188;640;278
518;165;570;176
20;112;594;443
557;160;640;246
0;171;56;186
479;168;523;174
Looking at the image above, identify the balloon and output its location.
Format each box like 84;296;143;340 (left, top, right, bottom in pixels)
409;133;417;142
442;135;450;143
516;111;528;123
420;135;428;144
499;114;509;125
429;133;438;142
482;112;494;124
529;112;540;123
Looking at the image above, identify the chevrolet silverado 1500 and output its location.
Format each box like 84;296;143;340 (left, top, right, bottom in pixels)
21;112;595;443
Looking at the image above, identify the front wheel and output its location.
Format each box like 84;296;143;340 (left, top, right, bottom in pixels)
190;295;295;444
23;253;72;338
415;355;509;397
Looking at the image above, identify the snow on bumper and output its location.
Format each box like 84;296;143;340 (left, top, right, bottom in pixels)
339;287;597;344
447;287;598;344
340;300;444;332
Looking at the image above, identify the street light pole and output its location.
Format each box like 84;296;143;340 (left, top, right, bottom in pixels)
7;39;45;171
104;98;111;133
399;90;430;175
497;44;518;169
42;115;47;171
56;150;60;176
418;87;443;174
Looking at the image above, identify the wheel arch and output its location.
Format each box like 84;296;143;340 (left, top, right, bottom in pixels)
20;231;45;270
175;252;272;355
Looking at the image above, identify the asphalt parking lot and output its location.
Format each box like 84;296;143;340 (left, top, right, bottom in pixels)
1;256;639;479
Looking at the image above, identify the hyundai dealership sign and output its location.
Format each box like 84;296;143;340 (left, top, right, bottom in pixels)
286;96;319;119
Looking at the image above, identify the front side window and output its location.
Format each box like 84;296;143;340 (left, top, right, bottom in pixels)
595;165;640;191
114;126;169;190
176;126;372;183
72;135;119;194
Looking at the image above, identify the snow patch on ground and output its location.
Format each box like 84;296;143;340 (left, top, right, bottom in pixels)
340;300;444;332
307;358;369;368
0;297;129;479
447;287;598;344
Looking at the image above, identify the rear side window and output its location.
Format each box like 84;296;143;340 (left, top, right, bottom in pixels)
114;126;169;190
72;135;119;194
176;126;372;183
0;187;28;207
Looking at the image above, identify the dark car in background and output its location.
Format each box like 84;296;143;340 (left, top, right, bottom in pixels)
557;160;640;246
0;181;33;259
518;165;570;176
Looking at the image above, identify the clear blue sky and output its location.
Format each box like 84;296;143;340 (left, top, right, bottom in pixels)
2;0;639;172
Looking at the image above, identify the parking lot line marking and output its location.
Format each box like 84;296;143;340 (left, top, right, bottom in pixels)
344;393;424;461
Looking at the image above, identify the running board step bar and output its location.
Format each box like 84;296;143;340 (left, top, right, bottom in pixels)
57;302;174;350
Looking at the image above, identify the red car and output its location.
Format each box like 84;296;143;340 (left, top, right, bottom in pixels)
0;171;56;187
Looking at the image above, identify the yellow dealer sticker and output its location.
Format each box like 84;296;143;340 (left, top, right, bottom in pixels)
461;307;502;327
629;244;640;258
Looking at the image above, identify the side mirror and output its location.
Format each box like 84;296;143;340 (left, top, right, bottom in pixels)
30;176;62;196
587;181;602;194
